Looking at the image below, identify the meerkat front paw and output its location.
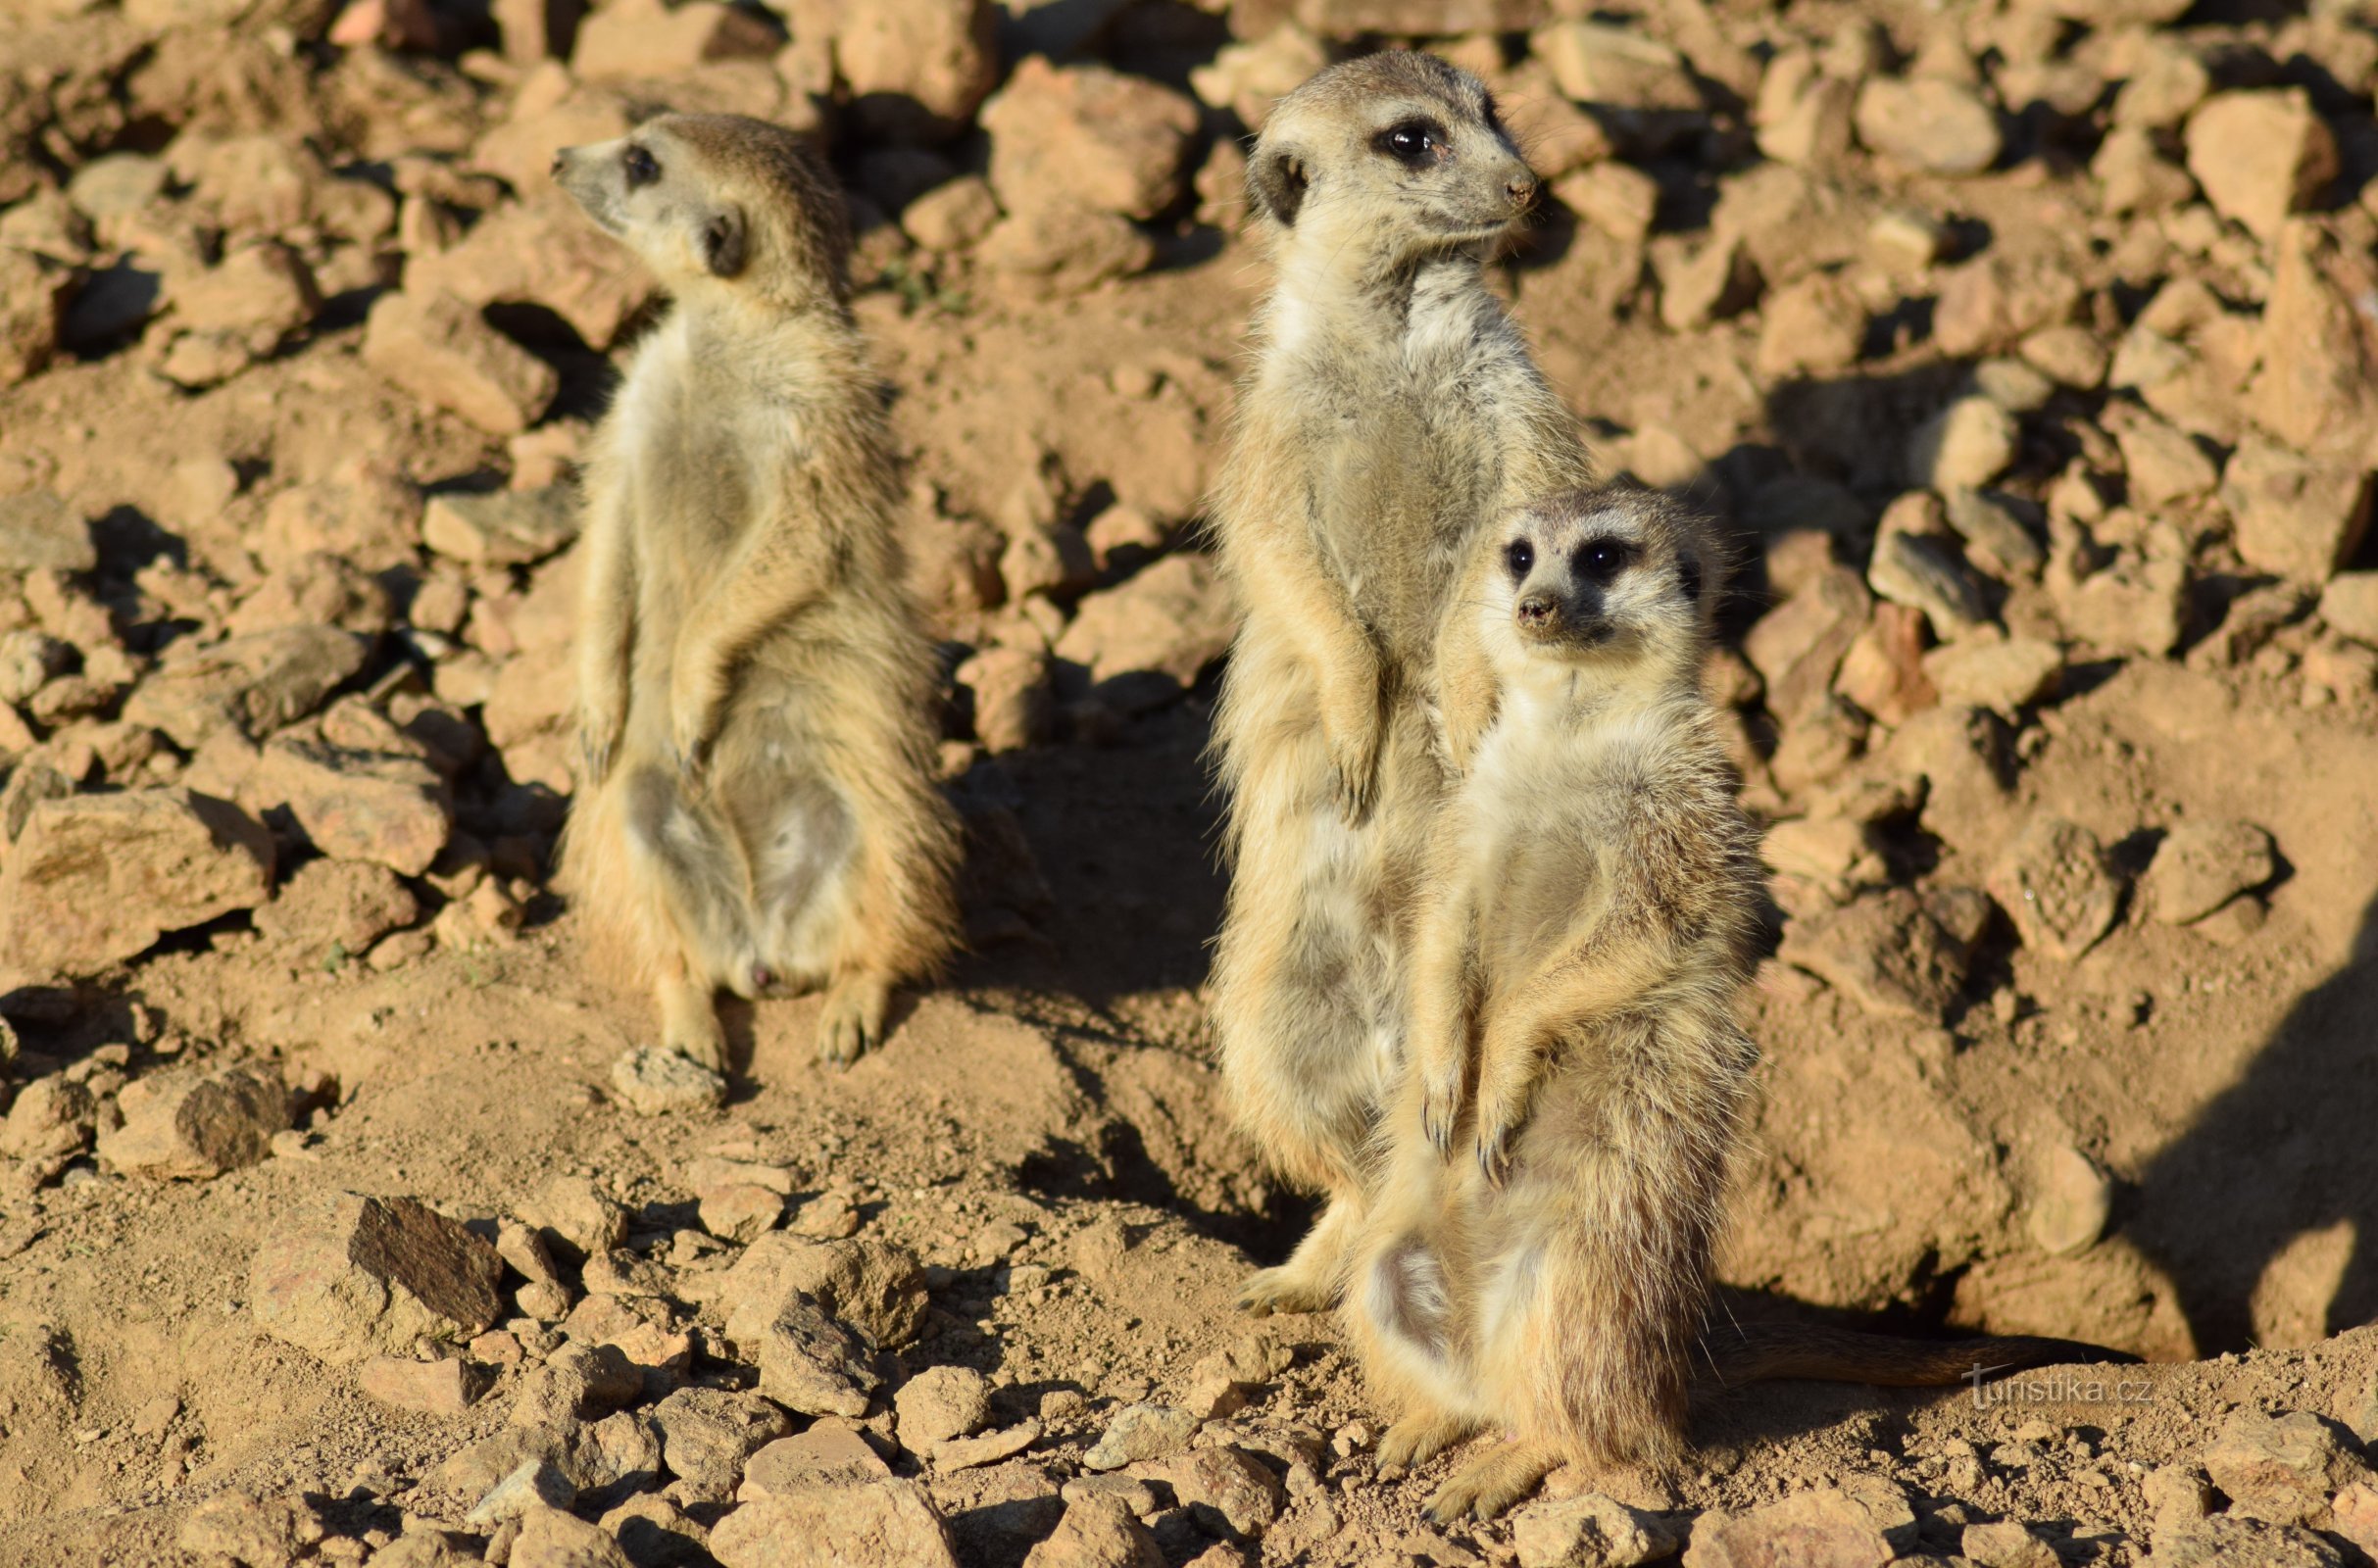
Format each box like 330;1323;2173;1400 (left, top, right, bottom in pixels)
1325;719;1382;822
1418;1066;1463;1158
1425;1442;1556;1522
815;975;889;1067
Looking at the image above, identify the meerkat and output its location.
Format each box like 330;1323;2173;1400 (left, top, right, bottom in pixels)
1350;484;2133;1520
1206;51;1595;1316
553;114;961;1069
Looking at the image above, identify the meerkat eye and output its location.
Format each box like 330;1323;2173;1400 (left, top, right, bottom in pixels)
1505;539;1534;578
1576;537;1633;583
1374;119;1446;167
623;144;660;188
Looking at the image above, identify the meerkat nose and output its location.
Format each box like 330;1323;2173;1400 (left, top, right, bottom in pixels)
1505;172;1539;209
1517;593;1556;623
550;150;568;175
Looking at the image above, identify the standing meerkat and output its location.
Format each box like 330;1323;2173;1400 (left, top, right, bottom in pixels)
554;114;961;1069
1354;485;2131;1519
1207;52;1595;1316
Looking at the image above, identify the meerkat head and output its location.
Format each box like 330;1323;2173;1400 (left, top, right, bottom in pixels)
1246;51;1538;264
1484;484;1723;689
552;114;851;309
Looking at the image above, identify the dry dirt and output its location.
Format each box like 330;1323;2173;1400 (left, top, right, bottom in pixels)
2;0;2378;1564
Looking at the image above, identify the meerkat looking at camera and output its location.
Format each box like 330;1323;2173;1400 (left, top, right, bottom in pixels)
1351;485;2130;1520
1207;51;1595;1317
554;114;961;1070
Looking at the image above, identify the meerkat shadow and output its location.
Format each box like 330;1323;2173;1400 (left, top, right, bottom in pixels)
2125;886;2378;1352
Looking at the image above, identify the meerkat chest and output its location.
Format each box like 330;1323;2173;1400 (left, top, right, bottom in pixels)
1461;701;1641;974
614;327;774;555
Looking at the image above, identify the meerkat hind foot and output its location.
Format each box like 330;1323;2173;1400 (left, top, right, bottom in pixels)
658;977;728;1073
1426;1440;1560;1523
816;974;890;1067
1234;1263;1338;1317
1376;1413;1479;1476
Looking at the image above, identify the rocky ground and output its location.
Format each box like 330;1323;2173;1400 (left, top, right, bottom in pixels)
3;0;2378;1562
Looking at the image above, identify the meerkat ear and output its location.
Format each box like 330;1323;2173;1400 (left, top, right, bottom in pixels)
1248;149;1308;227
700;204;747;277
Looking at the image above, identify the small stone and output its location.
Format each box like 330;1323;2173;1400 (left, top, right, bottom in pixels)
1934;253;2082;359
0;492;97;573
1777;889;1968;1022
2149;1515;2344;1568
519;1175;628;1263
1658;235;1760;333
2053;554;2189;659
650;1387;795;1501
2146;820;2277;925
2184;90;2338;244
1053;555;1238;714
722;1233;930;1351
1000;524;1097;602
2320;572;2378;646
2026;1144;2112;1256
1755;52;1858;170
754;1292;879;1418
0;1075;96;1161
931;1419;1041;1471
1920;637;2062;712
0;252;72;387
709;1479;961;1568
1869;529;1994;639
1081;1403;1197;1471
570;0;776;79
1987;816;2122;961
2221;439;2373;586
1743;564;1872;726
700;1185;783;1245
422;488;577;568
124;625;369;748
2144;1464;2216;1533
1943;488;2047;579
1756;273;1865;380
903;176;1002;253
0;789;274;982
1022;1494;1164;1568
511;1504;636;1568
1855;76;2002;175
95;1065;288;1180
1557;163;1661;246
1511;1489;1677;1568
2202;1408;2373;1527
177;1493;324;1568
364;288;557;436
1684;1490;1896;1567
509;1342;642;1428
610;1046;727;1116
1533;22;1702;119
980;59;1198;221
1907;396;2017;492
250;1192;506;1364
2254;220;2378;462
466;1459;576;1530
1960;1520;2058;1568
360;1354;488;1416
790;0;997;140
255;858;420;956
250;737;452;878
740;1422;892;1497
787;1191;862;1239
895;1364;991;1450
2108;407;2218;507
1158;1446;1283;1540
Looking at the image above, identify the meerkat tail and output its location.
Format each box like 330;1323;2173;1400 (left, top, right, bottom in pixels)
1697;1321;2143;1390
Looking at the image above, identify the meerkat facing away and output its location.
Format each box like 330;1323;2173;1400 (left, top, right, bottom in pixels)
554;114;961;1069
1351;485;2133;1520
1206;51;1595;1316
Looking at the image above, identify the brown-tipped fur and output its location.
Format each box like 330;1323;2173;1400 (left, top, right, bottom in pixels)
1348;485;2138;1521
1206;52;1594;1317
553;114;960;1069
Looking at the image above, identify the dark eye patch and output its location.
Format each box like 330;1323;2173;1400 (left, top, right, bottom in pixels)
1574;536;1635;584
624;144;660;188
1678;554;1703;603
1372;118;1448;168
1505;538;1534;579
